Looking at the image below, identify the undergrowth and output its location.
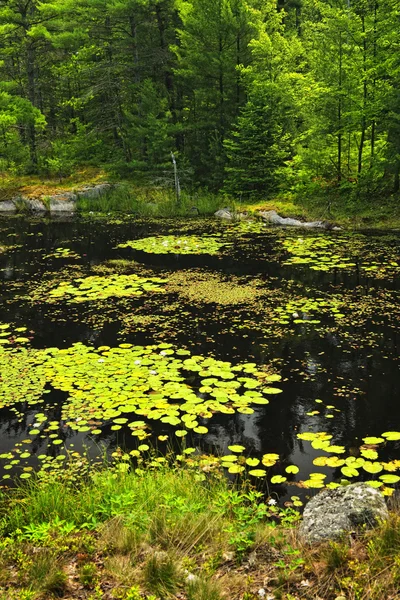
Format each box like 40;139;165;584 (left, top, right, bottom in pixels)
3;167;400;228
76;184;230;217
0;459;398;599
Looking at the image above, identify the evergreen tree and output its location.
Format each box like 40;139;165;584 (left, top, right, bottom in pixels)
0;0;398;199
224;85;292;198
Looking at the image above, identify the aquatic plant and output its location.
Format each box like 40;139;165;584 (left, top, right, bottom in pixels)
281;233;399;278
282;236;356;271
118;234;230;255
0;339;282;478
43;247;80;260
166;271;263;306
46;274;167;303
272;296;345;325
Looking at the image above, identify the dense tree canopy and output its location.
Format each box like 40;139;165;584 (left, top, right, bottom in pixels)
0;0;399;197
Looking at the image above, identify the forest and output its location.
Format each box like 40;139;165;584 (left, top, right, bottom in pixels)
1;3;400;599
0;0;399;203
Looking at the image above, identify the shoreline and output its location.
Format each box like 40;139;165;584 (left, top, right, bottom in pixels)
1;172;400;230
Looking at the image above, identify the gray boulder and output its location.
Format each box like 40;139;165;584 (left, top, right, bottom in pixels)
300;483;388;545
0;200;17;213
215;208;233;220
24;198;46;212
76;183;112;200
49;192;77;214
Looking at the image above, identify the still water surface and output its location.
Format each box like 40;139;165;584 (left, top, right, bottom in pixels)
0;216;399;498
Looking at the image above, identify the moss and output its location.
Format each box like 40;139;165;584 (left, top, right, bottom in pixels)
166;270;263;306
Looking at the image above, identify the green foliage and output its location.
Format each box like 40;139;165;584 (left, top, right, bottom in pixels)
79;562;98;587
144;552;179;597
224;85;292;199
76;185;227;217
0;0;398;201
187;576;222;600
118;234;230;255
324;541;350;572
219;489;268;560
2;462;400;599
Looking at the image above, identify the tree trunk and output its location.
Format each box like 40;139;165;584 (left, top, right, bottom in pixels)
155;3;174;97
358;15;367;175
370;0;378;162
26;41;37;167
337;32;342;183
129;15;140;84
394;160;400;193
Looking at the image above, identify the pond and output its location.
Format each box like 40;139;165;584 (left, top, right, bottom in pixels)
0;215;399;502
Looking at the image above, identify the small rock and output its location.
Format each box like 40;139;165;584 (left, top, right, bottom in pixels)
222;551;235;562
247;551;257;567
300;483;388;545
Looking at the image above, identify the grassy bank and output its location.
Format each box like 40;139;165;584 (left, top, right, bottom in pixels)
1;458;400;600
2;170;400;229
0;169;109;201
76;185;229;218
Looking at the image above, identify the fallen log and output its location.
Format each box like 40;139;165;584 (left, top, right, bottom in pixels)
257;210;341;230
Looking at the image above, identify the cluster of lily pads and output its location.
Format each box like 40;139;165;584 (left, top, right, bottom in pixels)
282;236;356;271
229;220;270;235
296;430;400;495
0;323;31;347
281;234;399;278
46;274;167;303
272;296;345;326
1;333;400;497
43;247;80;260
38;343;282;431
117;234;230;255
0;338;282;428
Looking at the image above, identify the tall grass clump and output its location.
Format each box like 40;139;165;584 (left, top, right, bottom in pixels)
76;183;233;217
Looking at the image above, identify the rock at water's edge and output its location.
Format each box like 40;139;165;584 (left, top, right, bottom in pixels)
49;193;77;213
77;183;112;200
1;183;113;215
25;198;46;212
214;208;249;221
0;200;17;213
214;208;233;220
258;210;340;230
300;483;388;545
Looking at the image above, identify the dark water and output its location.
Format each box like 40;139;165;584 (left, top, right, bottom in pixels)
0;215;399;499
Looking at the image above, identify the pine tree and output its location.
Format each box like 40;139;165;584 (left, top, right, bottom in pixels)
224;85;292;199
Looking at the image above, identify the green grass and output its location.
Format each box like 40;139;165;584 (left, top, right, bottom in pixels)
3;165;399;228
288;186;400;230
1;460;400;599
0;461;269;598
76;183;231;217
